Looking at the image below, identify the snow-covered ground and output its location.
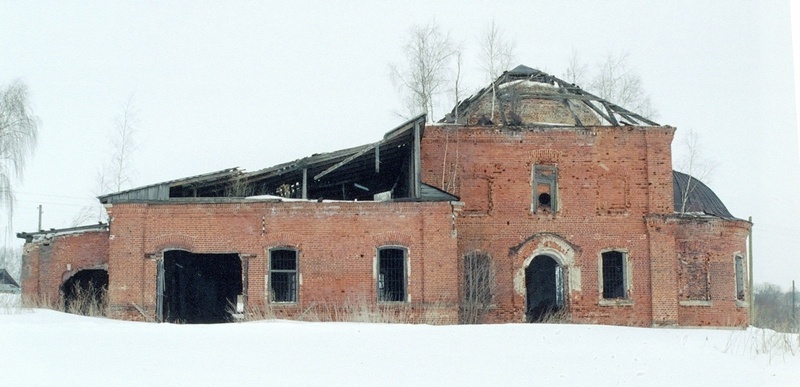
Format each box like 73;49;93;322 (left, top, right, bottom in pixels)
1;308;798;386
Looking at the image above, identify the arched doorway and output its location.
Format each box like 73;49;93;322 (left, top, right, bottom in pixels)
525;255;564;322
61;269;108;315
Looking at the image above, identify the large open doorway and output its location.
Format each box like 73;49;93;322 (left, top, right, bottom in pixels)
159;251;242;324
525;255;565;322
61;269;108;315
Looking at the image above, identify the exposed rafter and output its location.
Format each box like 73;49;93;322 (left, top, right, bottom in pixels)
440;65;659;127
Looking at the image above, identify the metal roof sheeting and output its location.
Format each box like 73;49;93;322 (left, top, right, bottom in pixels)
673;170;734;219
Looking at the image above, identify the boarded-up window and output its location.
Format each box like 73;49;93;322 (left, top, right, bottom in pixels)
679;253;710;301
461;177;491;213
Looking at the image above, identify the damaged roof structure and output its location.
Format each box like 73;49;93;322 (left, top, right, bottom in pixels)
18;65;751;327
99;114;456;204
441;65;658;127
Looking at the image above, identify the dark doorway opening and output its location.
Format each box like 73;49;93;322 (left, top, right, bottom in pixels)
160;251;242;324
525;255;565;322
61;269;108;315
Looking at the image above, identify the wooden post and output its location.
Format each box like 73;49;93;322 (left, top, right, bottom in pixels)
413;119;421;199
375;144;380;174
748;215;754;322
302;168;308;199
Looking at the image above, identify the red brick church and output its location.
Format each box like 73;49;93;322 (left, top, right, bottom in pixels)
18;65;751;326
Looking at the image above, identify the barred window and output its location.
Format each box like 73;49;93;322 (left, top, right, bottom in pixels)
601;251;627;299
270;249;297;303
378;247;406;302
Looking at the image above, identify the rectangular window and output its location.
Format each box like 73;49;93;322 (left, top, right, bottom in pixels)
602;251;626;299
532;165;557;212
378;248;406;302
735;255;745;301
270;249;297;303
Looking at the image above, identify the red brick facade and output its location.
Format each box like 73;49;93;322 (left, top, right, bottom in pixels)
420;124;750;326
21;230;108;302
102;200;459;322
20;123;750;327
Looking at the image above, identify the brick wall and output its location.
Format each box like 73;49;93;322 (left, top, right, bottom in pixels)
422;124;741;326
105;200;459;322
673;216;751;326
21;231;109;303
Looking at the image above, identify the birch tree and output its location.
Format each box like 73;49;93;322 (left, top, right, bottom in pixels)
480;19;516;122
100;96;138;194
563;49;588;85
390;21;454;123
589;52;657;119
675;128;716;212
0;80;40;232
72;97;138;226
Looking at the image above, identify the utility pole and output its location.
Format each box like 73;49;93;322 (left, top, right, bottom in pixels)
748;216;754;322
37;204;43;231
793;280;796;332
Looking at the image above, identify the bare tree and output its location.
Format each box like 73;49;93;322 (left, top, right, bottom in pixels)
589;52;657;119
390;21;454;123
675;128;716;212
563;49;588;85
0;80;40;233
480;19;516;122
753;282;799;333
72;97;138;226
101;96;138;193
440;49;466;192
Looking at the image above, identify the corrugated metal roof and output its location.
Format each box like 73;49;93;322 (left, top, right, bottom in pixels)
98;168;241;203
673;170;734;219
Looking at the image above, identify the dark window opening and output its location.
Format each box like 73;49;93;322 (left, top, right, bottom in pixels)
378;248;406;302
735;255;746;301
602;251;626;299
161;251;243;324
533;165;557;212
538;192;551;206
525;255;564;322
270;249;298;303
61;269;108;316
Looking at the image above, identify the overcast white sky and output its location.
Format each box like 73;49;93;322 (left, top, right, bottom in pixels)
2;1;798;287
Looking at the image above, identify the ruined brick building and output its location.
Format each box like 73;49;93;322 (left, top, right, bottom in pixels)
18;65;752;326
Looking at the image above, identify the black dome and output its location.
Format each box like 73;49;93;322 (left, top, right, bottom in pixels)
673;170;733;218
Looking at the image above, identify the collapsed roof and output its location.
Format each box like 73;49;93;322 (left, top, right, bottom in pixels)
440;65;659;127
99;114;459;204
